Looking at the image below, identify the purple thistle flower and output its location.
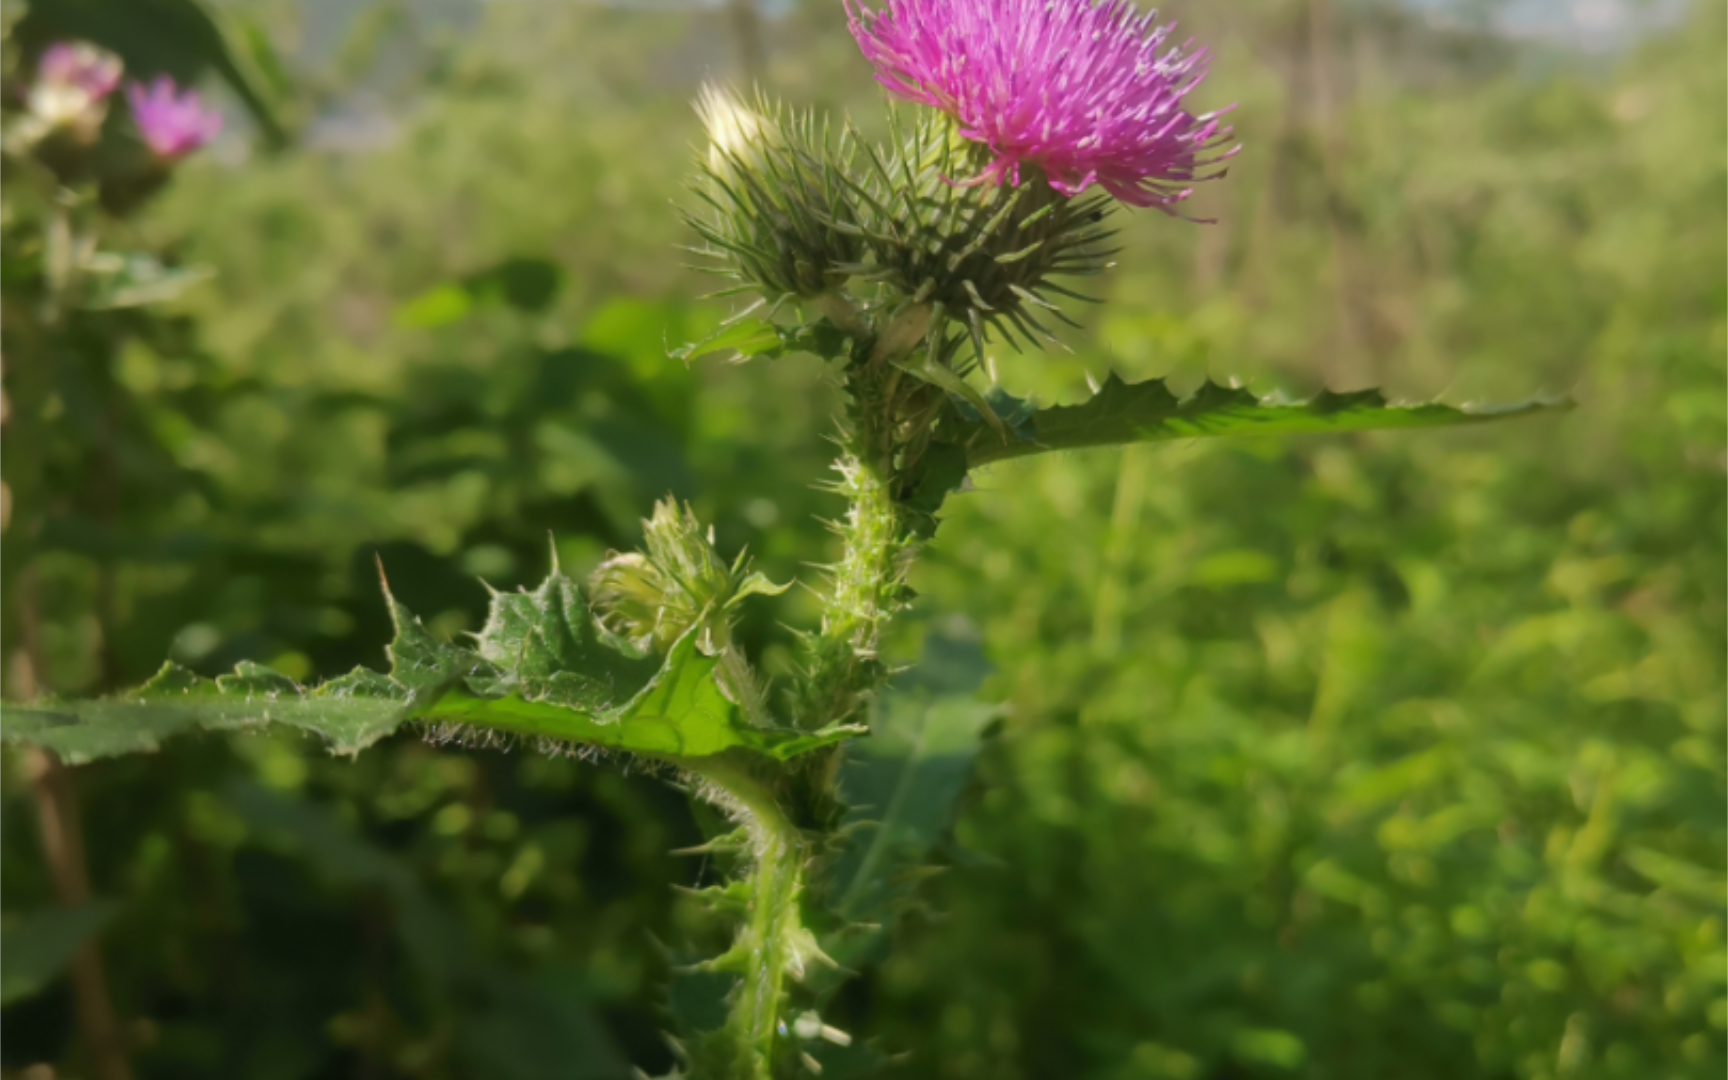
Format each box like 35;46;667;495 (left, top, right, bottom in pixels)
38;42;123;100
846;0;1237;211
126;76;222;162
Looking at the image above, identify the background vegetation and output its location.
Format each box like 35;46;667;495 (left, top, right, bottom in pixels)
2;0;1722;1078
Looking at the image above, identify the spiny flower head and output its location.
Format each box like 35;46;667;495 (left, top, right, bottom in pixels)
126;76;222;161
684;85;863;300
846;0;1236;211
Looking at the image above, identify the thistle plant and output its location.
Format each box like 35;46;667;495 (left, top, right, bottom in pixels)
3;4;1565;1078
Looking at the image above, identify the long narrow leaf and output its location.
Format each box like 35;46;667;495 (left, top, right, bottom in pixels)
943;374;1570;469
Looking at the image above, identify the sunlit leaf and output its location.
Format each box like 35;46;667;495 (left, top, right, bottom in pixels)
422;630;861;762
393;258;565;328
0;568;861;767
2;663;411;764
940;374;1572;469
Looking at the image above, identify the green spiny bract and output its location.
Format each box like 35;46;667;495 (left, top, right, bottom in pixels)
588;498;786;660
845;110;1119;361
684;86;865;303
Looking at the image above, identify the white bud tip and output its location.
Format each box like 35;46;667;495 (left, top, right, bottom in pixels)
695;84;766;173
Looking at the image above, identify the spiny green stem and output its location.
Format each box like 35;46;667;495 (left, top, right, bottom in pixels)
795;447;914;729
694;308;927;1078
739;825;802;1073
791;307;931;731
686;755;810;1079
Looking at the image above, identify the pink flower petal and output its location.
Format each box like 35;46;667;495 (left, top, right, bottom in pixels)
847;0;1237;213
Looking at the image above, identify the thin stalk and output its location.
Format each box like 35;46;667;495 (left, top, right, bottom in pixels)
25;752;135;1080
1;200;134;1078
13;568;134;1080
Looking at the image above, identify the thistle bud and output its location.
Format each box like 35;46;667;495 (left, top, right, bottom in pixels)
23;42;122;146
585;552;666;652
683;86;864;302
588;499;787;657
697;84;768;176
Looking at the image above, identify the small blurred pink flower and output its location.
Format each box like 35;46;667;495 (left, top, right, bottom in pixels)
38;42;123;100
126;76;222;161
25;42;123;141
847;0;1237;212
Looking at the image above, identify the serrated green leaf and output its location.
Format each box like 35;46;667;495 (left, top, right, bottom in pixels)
0;900;122;1005
726;570;792;610
469;570;659;709
2;661;413;763
382;582;485;692
427;629;861;762
1;571;860;767
902;441;970;537
213;660;303;696
942;374;1571;469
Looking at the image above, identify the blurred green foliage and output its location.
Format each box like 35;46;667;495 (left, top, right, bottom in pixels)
2;0;1722;1078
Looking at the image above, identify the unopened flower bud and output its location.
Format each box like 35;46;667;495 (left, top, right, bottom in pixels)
21;41;122;146
589;499;787;657
697;84;768;176
683;86;864;301
586;552;668;653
